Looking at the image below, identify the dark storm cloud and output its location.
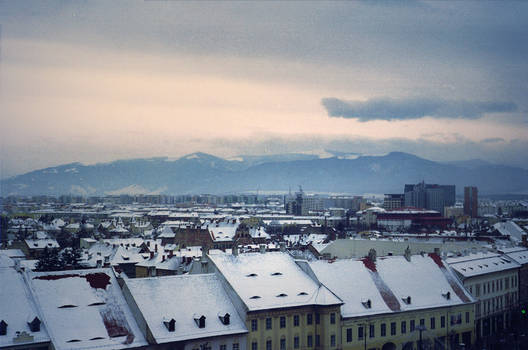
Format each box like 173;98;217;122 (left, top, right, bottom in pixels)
322;97;517;122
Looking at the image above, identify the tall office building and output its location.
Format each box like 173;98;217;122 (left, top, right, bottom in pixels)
404;182;455;213
464;186;478;218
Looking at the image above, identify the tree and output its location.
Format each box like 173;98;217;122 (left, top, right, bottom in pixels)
61;247;82;269
36;247;62;271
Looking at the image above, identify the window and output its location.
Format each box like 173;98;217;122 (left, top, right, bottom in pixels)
307;313;313;325
358;326;364;340
390;322;396;336
251;342;258;350
401;321;406;334
420;318;425;326
220;346;226;350
330;313;336;324
294;315;300;327
369;324;375;338
266;340;272;350
233;344;239;350
346;328;352;342
331;334;336;347
410;320;415;332
251;319;258;331
505;277;510;289
315;313;320;324
307;335;313;347
430;317;436;330
280;339;286;350
381;323;386;337
280;316;286;329
315;335;320;346
466;312;470;323
441;316;446;328
266;318;272;330
294;336;300;349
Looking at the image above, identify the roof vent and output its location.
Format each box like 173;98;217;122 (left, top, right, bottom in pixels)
90;337;105;340
58;304;77;308
163;318;176;332
194;314;206;328
246;273;258;277
298;292;308;296
67;339;81;343
218;313;230;325
361;299;372;309
250;295;261;299
276;293;288;297
0;320;7;336
442;291;451;300
402;296;412;305
271;272;283;276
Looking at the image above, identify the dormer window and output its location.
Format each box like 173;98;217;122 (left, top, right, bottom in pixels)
194;315;206;328
218;313;230;325
361;299;372;309
402;296;412;305
67;339;81;343
163;318;176;332
27;317;41;332
442;291;451;300
0;320;7;336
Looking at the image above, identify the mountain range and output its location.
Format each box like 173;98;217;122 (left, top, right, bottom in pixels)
1;151;528;196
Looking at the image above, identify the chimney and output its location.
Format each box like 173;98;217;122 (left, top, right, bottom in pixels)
150;251;154;259
280;242;286;253
169;250;173;258
147;241;151;247
96;259;103;268
148;266;156;277
0;320;7;336
155;244;158;253
163;318;176;332
404;246;412;262
434;247;440;255
232;244;239;256
368;249;377;262
259;244;266;254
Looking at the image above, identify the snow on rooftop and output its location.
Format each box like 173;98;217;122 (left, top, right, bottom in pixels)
28;268;147;350
124;274;247;343
494;221;526;242
309;254;474;318
24;239;60;250
446;252;521;278
209;252;342;311
0;268;50;348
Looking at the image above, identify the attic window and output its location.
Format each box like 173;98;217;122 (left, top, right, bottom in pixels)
194;315;206;328
246;273;258;277
218;313;230;325
276;293;288;297
298;292;308;296
0;320;7;336
27;317;41;332
90;337;105;340
361;299;372;309
442;291;451;300
88;302;106;306
250;295;261;299
163;318;176;332
59;304;77;308
271;272;283;276
402;296;412;305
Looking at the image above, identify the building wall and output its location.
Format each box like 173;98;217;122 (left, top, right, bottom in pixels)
246;305;341;350
341;304;474;350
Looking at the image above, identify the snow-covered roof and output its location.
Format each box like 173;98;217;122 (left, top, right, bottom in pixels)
446;252;520;278
309;254;474;318
0;248;26;258
28;268;147;350
25;239;60;250
0;268;50;348
504;249;528;266
124;274;247;343
207;220;239;242
494;221;526;242
248;226;270;240
209;252;342;312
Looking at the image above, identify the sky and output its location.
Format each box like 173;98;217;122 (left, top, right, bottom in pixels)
1;1;528;178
